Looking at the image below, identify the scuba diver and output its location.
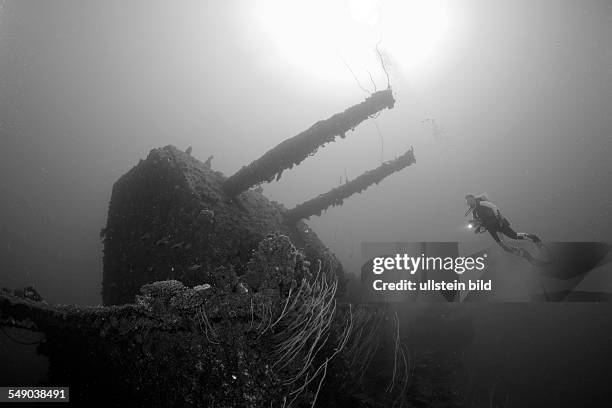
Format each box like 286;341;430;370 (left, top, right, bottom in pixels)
464;193;550;266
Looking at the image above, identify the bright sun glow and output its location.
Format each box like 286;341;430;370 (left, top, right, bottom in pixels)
252;0;454;84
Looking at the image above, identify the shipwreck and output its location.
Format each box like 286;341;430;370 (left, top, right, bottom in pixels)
1;89;421;407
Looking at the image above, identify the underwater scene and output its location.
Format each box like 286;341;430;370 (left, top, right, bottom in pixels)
1;1;611;406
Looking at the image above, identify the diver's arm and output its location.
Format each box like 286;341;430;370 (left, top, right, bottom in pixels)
468;216;485;233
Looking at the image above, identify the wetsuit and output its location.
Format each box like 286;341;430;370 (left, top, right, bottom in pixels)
473;201;525;242
471;200;547;266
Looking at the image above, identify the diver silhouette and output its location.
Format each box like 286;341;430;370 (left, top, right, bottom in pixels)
465;193;550;267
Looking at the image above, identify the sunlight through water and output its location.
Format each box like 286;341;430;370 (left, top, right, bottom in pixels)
251;0;457;85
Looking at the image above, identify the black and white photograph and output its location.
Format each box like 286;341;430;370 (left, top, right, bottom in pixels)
0;1;611;406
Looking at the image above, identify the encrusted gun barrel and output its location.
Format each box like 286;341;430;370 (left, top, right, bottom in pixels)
222;89;395;196
284;147;416;222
